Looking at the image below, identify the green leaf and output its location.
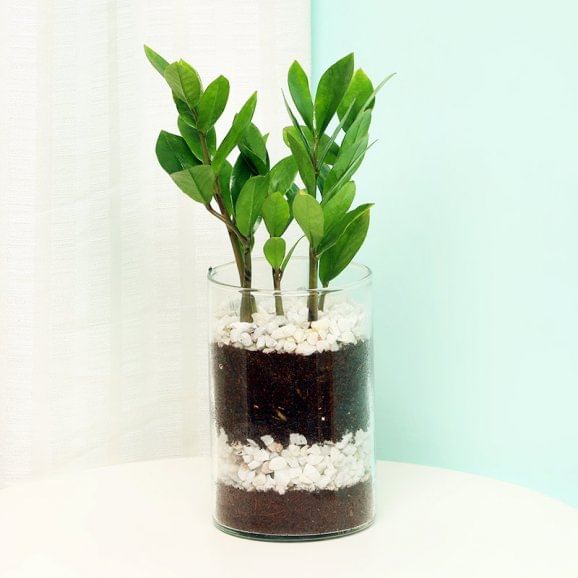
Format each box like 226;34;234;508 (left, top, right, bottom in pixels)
319;208;370;286
317;164;331;194
358;72;396;113
323;134;368;194
292;191;324;248
318;72;393;166
212;92;257;172
178;116;216;161
314;53;354;135
341;110;372;153
269;156;298;193
262;192;291;237
318;133;340;165
239;123;269;174
337;69;374;131
144;45;169;76
231;154;253;207
285;131;316;196
288;61;314;130
283;92;312;154
155;130;199;174
170;165;215;204
322;181;356;231
281;235;305;271
218;160;234;216
164;60;202;110
317;203;373;254
323;140;376;202
286;183;299;209
174;97;195;126
263;237;286;270
235;175;269;236
197;75;230;132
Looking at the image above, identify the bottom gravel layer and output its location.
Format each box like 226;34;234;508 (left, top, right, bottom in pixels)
215;479;374;537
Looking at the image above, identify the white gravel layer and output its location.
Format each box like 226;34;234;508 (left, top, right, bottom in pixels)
214;300;368;355
217;429;372;494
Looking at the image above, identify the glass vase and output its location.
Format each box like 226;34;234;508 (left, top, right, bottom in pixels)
208;257;374;541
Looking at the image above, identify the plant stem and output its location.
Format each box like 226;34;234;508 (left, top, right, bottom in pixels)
307;247;319;322
199;132;246;284
240;244;254;322
319;282;328;311
306;136;321;322
273;270;284;316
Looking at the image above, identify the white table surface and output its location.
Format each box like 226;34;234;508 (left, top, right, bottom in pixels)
1;458;577;578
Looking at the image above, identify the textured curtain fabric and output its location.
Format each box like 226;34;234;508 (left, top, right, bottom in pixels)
0;0;310;485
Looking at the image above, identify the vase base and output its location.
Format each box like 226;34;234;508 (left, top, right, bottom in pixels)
213;516;375;542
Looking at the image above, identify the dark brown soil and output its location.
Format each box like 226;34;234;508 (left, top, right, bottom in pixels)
211;341;370;445
216;480;374;537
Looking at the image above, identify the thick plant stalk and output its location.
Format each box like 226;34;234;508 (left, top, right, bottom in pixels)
307;247;319;322
273;270;284;316
319;283;328;311
199;132;254;320
240;245;254;322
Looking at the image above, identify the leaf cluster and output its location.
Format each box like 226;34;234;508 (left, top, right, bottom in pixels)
146;45;392;305
282;55;394;285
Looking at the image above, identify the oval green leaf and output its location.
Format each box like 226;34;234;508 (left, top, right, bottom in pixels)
285;131;316;196
317;203;372;254
262;192;291;237
170;165;215;205
212;92;257;172
288;60;314;130
263;237;286;270
164;60;202;110
292;191;324;249
319;209;370;286
177;116;216;161
155;130;199;174
337;69;374;131
144;45;169;76
269;156;298;194
197;75;230;132
235;175;269;236
314;53;354;135
322;181;356;232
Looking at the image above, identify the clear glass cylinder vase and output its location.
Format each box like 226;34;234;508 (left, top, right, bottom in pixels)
208;257;374;541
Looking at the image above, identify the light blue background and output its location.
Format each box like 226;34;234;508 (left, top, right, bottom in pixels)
313;0;578;506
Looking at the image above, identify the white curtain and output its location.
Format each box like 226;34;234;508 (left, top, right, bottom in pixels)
0;0;310;485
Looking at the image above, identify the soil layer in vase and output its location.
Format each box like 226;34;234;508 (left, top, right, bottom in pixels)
211;340;371;445
212;340;373;536
215;479;374;537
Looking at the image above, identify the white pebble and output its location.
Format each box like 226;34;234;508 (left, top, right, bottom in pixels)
231;321;253;332
269;456;288;471
303;463;321;482
296;343;316;356
290;433;307;446
265;336;277;348
253;473;267;486
239;332;253;347
284;339;297;353
253;449;269;462
260;435;274;446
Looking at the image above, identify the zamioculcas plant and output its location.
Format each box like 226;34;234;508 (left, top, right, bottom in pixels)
148;47;393;541
283;54;394;320
145;45;276;322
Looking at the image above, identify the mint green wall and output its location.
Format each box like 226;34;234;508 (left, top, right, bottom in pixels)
313;0;578;506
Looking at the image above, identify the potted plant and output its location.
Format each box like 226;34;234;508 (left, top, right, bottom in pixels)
145;46;393;541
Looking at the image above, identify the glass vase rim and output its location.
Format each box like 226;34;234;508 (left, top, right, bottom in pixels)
207;256;372;296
